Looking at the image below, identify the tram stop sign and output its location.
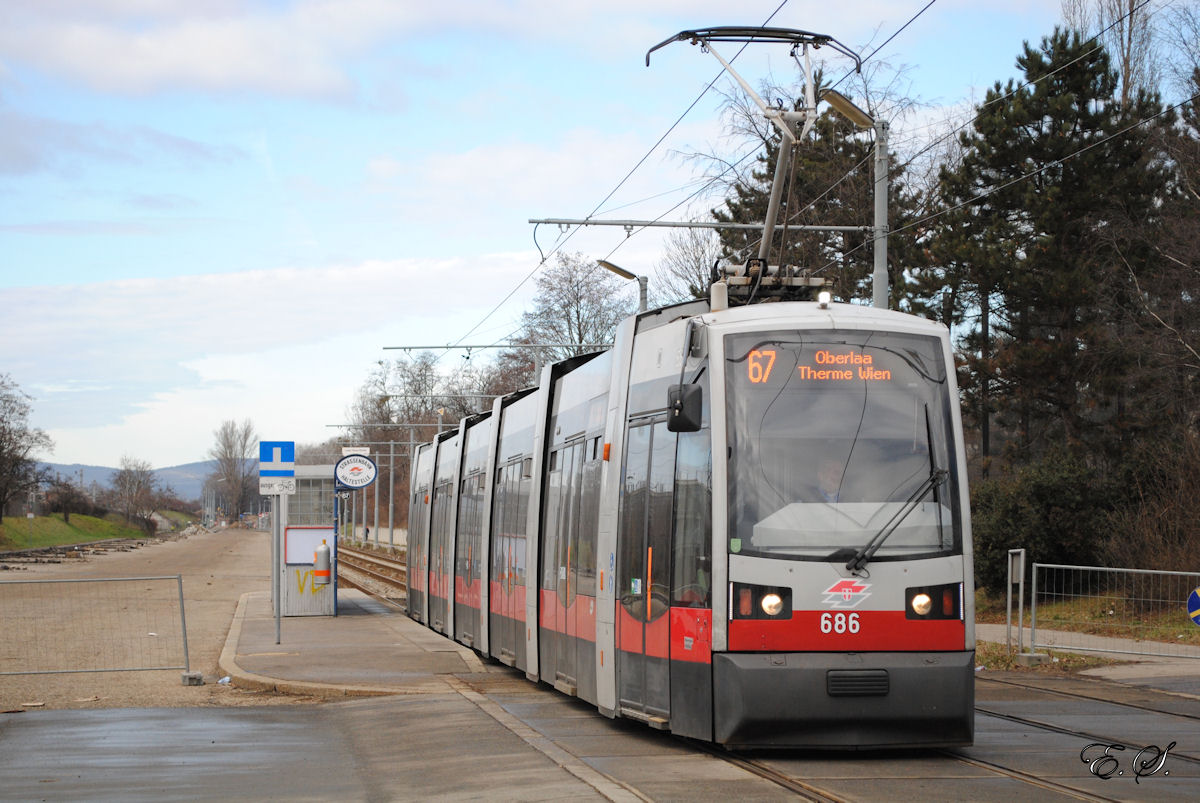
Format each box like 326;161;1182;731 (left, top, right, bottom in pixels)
1189;587;1200;627
259;440;296;495
335;453;378;490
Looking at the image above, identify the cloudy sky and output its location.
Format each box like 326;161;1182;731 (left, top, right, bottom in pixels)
1;0;1064;470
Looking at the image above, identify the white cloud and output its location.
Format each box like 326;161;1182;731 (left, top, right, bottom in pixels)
0;1;915;99
3;253;543;466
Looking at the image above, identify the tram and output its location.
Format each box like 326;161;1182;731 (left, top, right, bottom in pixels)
406;277;974;749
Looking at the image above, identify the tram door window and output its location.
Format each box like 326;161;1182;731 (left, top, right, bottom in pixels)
541;439;585;691
455;471;484;646
671;428;712;607
490;459;529;669
617;417;676;719
408;485;428;623
429;478;454;632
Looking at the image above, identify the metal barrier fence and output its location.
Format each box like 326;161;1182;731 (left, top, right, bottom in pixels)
0;575;190;675
1031;563;1200;660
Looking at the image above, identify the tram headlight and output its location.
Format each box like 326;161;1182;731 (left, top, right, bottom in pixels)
730;583;792;619
905;582;964;620
761;593;784;616
911;593;933;616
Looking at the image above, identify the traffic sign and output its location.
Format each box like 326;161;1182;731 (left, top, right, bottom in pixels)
1189;587;1200;626
335;453;378;489
260;441;296;477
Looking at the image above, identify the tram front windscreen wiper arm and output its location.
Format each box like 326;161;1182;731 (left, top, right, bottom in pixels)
844;468;947;573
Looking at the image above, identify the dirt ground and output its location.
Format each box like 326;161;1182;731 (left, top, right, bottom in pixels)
0;527;318;712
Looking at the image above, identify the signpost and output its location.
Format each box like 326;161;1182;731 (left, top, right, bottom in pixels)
260;441;296;644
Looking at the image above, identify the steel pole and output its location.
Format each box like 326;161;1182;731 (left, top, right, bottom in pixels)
872;119;890;309
388;441;395;547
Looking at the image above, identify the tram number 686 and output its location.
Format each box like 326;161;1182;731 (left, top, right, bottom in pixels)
820;612;861;634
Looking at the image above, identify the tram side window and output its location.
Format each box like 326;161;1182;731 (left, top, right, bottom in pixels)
543;449;563;592
619;425;651;605
672;429;711;607
516;465;531;587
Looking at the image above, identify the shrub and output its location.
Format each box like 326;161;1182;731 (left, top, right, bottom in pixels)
972;449;1114;593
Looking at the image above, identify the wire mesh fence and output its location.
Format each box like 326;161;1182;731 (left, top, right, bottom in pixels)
0;575;190;675
1031;563;1200;659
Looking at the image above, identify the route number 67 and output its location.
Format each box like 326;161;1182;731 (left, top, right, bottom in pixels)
820;612;861;634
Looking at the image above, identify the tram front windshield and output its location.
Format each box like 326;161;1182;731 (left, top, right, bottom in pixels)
725;329;961;562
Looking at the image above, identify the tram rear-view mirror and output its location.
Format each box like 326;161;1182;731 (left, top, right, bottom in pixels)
667;384;702;432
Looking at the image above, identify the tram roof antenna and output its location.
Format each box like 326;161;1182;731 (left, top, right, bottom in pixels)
644;26;862;268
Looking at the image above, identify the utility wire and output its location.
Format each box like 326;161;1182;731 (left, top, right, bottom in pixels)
445;1;790;353
896;0;1164;180
828;0;939;94
750;0;1169;271
812;89;1200;277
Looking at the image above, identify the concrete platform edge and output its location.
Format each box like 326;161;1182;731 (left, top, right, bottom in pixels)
218;592;407;700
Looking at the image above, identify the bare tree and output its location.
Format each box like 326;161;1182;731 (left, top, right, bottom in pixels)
1061;0;1160;105
652;222;722;305
1160;2;1200;98
207;419;257;522
110;456;157;532
46;473;89;525
296;439;343;466
0;374;52;526
510;252;632;366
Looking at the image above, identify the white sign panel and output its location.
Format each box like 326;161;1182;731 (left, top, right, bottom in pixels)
341;446;370;456
284;525;336;564
259;477;297;495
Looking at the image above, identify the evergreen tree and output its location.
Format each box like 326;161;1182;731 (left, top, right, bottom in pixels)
932;28;1173;463
711;84;926;307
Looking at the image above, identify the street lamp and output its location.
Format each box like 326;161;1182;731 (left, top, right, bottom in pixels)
819;88;889;310
597;260;648;313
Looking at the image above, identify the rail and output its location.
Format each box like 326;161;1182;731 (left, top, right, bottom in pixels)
337;542;407;603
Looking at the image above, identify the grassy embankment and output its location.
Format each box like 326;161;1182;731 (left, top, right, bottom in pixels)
0;512;183;551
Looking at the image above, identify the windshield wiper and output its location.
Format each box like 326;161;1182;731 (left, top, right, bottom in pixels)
844;468;947;573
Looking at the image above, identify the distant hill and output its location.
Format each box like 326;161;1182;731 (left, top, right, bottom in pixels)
41;460;217;502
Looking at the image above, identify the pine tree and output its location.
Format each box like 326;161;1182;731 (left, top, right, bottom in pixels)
711;85;926;307
933;28;1172;462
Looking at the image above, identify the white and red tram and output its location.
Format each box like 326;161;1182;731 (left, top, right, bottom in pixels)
407;294;974;749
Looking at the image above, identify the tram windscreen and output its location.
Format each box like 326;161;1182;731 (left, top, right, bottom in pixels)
725;329;961;562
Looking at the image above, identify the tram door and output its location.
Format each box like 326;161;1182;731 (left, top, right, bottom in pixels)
429;476;453;634
616;417;675;722
541;439;584;692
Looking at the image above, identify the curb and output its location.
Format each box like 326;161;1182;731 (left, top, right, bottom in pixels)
217;592;415;699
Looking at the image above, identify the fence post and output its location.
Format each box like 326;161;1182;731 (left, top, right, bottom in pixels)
176;574;190;674
1030;562;1040;654
1006;548;1025;653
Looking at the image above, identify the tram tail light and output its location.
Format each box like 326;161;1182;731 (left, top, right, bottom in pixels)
738;587;753;617
730;583;792;620
905;582;963;620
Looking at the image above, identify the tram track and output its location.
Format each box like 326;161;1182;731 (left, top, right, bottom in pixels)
696;746;852;802
970;674;1200;766
328;544;1193;797
700;672;1200;802
0;536;184;568
336;543;407;603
